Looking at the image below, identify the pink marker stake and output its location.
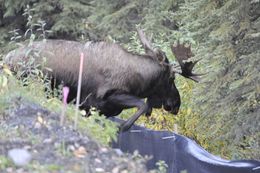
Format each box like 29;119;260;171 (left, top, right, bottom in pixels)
60;86;69;126
74;52;84;129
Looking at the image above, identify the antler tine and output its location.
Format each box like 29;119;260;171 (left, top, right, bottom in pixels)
137;29;155;54
187;75;201;82
186;58;206;82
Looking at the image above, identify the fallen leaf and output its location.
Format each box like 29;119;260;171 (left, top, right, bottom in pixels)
73;146;87;158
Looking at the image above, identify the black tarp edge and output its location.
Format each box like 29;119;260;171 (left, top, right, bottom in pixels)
110;118;260;173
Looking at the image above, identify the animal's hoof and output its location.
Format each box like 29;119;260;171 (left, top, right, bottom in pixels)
145;112;151;117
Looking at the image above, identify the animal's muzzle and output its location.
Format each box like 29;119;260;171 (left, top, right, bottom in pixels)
164;105;179;115
163;105;172;112
171;107;179;115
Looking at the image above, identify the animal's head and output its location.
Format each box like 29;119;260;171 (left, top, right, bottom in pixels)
137;29;202;115
146;81;181;115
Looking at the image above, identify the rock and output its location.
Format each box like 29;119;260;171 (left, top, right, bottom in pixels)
100;147;108;153
114;148;123;156
95;158;102;163
112;167;120;173
8;148;32;166
73;146;87;158
43;138;53;144
95;168;105;172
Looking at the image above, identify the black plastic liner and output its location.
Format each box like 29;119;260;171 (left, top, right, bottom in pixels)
111;118;260;173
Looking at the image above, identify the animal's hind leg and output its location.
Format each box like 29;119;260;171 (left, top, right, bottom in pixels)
106;94;149;131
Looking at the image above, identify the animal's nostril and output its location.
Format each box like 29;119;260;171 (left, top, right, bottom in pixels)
164;105;171;111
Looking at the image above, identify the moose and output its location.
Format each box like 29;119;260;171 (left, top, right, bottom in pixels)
4;29;202;131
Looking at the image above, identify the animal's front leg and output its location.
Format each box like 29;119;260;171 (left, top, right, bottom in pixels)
106;94;149;131
145;105;153;117
145;96;162;117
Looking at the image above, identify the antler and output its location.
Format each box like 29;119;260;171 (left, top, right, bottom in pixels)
137;29;166;63
170;41;203;82
137;29;154;54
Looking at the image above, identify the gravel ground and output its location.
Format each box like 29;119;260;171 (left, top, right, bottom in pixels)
0;98;149;173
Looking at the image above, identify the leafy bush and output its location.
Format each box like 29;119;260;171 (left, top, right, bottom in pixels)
173;0;260;159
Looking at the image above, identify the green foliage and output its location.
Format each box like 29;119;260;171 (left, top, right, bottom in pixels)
2;0;30;17
45;98;118;144
27;162;62;172
0;155;13;169
1;0;182;43
155;160;168;173
78;110;118;144
1;0;91;45
180;170;188;173
174;0;260;159
0;72;8;94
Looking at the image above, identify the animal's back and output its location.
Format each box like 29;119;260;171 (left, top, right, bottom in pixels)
83;41;162;96
5;39;162;98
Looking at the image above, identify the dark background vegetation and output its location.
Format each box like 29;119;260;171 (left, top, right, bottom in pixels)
0;0;259;160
